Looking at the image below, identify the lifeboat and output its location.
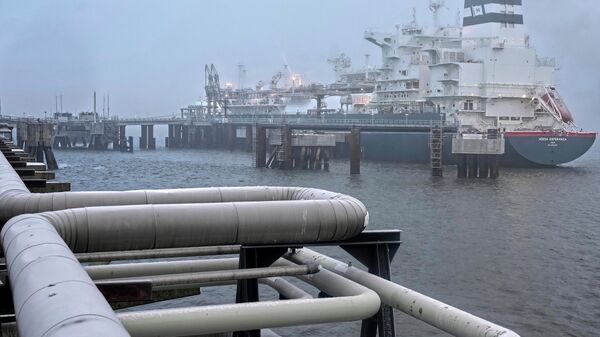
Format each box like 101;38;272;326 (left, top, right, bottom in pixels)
541;89;574;124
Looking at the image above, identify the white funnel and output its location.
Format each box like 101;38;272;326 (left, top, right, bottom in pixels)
463;0;527;46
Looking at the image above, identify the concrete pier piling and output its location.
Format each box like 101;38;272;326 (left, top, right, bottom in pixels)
139;125;156;150
140;124;148;149
349;128;361;175
280;126;293;170
16;121;27;148
227;125;236;151
245;126;253;152
489;155;500;179
467;155;478;178
478;155;489;178
166;124;184;149
19;122;59;170
254;126;267;168
166;124;173;148
182;125;190;148
452;131;504;179
457;155;467;179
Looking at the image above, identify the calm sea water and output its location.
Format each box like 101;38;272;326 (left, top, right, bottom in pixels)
53;126;599;337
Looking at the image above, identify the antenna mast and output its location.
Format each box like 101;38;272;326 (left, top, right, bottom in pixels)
364;54;371;80
429;0;445;27
237;63;246;90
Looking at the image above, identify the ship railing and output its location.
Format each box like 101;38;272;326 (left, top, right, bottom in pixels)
112;116;181;123
213;116;457;128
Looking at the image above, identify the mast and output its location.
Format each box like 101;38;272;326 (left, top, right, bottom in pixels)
429;0;445;27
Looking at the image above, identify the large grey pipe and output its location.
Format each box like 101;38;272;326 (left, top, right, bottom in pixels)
1;193;368;337
0;153;368;225
1;215;130;337
13;200;365;253
290;248;521;337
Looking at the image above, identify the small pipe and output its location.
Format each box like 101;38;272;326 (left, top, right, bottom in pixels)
96;265;320;288
117;260;380;337
86;258;240;280
78;246;240;263
260;277;312;300
85;259;312;299
290;248;521;337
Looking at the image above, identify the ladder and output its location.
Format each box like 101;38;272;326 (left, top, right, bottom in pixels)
430;127;443;177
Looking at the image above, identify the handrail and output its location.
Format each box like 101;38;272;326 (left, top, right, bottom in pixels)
1;113;458;128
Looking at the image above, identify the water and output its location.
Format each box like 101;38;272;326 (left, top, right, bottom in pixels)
53;135;600;337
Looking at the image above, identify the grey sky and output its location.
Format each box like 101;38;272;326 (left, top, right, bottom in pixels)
0;0;598;129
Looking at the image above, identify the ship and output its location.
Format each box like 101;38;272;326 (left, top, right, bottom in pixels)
339;0;596;166
201;64;313;116
188;0;595;167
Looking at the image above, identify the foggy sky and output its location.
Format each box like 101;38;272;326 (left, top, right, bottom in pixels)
0;0;598;129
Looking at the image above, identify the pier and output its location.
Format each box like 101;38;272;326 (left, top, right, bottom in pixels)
1;114;459;175
0;139;521;337
2;115;510;178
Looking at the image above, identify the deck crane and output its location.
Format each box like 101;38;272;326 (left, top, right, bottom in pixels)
205;64;224;115
270;72;283;89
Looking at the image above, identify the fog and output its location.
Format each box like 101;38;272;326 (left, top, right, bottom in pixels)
0;0;598;129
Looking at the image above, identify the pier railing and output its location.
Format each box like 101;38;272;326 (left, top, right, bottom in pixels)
3;114;458;128
214;116;457;128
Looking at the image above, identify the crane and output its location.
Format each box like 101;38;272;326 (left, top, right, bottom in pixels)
270;72;283;89
204;64;224;115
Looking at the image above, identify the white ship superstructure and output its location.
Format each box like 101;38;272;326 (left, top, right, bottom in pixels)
366;0;573;133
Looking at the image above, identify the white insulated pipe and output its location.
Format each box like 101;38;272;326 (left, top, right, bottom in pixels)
27;199;365;252
0;215;130;337
290;248;521;337
0;153;368;226
117;260;381;337
1;185;368;337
